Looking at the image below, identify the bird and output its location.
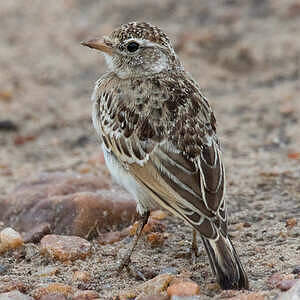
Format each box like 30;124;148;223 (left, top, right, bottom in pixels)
81;21;249;290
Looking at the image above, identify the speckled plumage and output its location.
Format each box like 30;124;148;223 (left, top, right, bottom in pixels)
83;22;248;290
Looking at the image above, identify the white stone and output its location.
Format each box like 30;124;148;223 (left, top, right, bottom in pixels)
0;227;23;250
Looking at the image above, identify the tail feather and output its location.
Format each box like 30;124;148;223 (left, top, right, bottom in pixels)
202;234;249;290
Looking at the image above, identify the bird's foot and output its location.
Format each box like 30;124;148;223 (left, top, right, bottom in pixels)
118;256;146;281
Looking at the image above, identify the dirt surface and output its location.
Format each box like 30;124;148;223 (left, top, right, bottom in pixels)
0;0;300;299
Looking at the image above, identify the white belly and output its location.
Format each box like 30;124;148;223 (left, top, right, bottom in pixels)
102;145;154;215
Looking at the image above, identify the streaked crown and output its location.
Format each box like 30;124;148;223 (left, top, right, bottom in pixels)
109;22;171;48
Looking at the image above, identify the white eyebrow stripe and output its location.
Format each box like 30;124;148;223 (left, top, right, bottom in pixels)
122;38;158;48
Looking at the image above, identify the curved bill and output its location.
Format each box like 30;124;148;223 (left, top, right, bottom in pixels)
81;39;112;55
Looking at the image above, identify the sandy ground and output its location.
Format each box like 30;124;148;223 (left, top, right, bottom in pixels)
0;0;300;299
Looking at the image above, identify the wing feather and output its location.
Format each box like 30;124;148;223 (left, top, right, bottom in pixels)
93;81;227;240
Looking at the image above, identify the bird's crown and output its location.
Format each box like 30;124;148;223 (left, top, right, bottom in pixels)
109;22;171;47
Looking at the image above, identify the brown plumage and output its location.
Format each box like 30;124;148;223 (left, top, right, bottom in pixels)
82;21;249;290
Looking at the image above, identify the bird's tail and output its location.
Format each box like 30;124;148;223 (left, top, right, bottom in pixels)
202;233;249;290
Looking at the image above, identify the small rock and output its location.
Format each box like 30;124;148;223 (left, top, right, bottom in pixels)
147;232;165;247
286;218;297;229
32;283;75;300
35;266;58;277
170;297;201;300
288;152;300;160
130;217;166;236
40;235;91;262
206;282;220;292
232;223;245;231
72;271;91;282
0;281;27;293
159;267;178;275
167;281;200;297
218;290;241;298
267;273;294;288
23;223;51;243
73;290;99;299
277;279;299;291
292;266;300;275
78;165;92;174
0;290;34;300
228;292;266;300
119;273;174;298
25;243;40;261
138;296;169;300
277;280;300;300
2;172;136;237
0;120;18;131
0;90;13;101
40;294;66;300
0;264;8;275
151;210;168;220
143;218;166;234
0;227;23;252
14;135;36;145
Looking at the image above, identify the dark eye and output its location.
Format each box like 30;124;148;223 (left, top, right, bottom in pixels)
127;41;139;52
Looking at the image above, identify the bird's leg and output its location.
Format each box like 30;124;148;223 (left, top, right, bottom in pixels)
190;229;199;264
118;210;150;274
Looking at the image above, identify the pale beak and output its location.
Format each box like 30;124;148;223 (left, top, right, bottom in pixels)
81;39;113;55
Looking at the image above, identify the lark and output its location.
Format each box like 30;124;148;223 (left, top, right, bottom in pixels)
82;22;249;290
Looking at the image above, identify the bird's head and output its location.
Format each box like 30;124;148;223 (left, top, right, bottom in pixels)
81;22;182;79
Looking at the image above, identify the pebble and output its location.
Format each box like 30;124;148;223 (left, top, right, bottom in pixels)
2;172;136;238
73;290;99;299
40;234;91;262
14;135;36;145
25;243;40;261
40;295;66;300
0;227;23;252
277;279;299;291
138;296;169;300
286;218;297;229
218;290;240;298
147;232;165;247
0;120;18;131
206;283;220;292
277;279;300;300
0;281;27;294
0;265;8;275
0;290;33;300
292;266;300;275
159;267;178;275
228;292;266;300
35;266;58;277
170;297;201;300
32;283;75;300
143;218;166;234
119;273;174;298
72;271;91;282
150;210;168;220
267;272;294;288
167;281;200;297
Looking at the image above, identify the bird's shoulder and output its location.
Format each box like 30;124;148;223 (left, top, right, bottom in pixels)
93;71;218;161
